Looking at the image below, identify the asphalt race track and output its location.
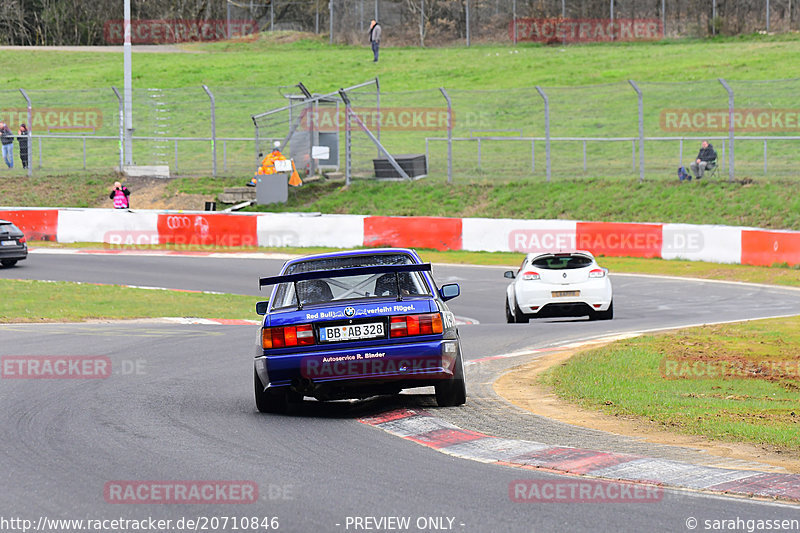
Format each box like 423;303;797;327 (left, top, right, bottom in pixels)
2;251;800;533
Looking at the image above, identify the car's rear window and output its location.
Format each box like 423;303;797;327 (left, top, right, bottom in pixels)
0;222;21;234
272;254;431;308
530;254;593;270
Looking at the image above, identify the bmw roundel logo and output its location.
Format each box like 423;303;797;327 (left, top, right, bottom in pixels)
562;272;567;278
344;307;355;317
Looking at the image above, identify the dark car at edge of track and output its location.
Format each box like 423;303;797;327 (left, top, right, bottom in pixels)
0;219;28;267
254;248;466;413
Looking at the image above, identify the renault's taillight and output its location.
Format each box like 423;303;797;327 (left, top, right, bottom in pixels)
262;324;315;349
521;271;540;280
389;313;443;338
588;268;606;278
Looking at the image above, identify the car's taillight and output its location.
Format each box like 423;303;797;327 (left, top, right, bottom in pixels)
389;313;443;338
262;324;315;349
18;236;26;244
521;271;540;280
589;268;606;278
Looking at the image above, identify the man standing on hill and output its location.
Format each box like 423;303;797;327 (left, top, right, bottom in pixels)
690;140;717;179
369;19;381;62
0;122;14;168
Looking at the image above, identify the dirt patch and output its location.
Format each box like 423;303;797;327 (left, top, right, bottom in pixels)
494;346;800;473
114;177;214;211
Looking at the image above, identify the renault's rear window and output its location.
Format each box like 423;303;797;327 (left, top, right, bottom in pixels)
530;254;593;270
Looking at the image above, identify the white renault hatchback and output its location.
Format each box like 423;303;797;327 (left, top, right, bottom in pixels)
504;251;613;322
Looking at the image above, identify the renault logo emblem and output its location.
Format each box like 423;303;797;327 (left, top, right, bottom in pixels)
344;306;355;317
562;273;567;278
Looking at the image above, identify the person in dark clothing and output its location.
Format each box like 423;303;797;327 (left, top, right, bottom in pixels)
690;140;717;179
369;20;381;62
17;124;30;169
109;181;131;209
0;122;13;168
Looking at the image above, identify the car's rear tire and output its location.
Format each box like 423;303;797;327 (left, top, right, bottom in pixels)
1;259;18;267
435;351;466;407
513;300;530;323
505;297;515;323
254;370;302;413
592;300;614;321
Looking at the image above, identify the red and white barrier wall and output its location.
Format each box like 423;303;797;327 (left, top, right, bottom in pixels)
2;207;799;267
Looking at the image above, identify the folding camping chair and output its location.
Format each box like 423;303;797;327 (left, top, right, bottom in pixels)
705;159;719;179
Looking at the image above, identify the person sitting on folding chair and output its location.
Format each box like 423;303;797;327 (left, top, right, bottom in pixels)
690;140;717;180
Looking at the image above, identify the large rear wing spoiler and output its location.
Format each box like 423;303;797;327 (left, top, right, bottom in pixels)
259;263;433;289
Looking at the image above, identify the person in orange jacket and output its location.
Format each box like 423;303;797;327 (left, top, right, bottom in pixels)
248;141;302;186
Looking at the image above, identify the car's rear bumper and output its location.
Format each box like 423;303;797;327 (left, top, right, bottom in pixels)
255;338;460;400
516;280;612;315
0;244;27;261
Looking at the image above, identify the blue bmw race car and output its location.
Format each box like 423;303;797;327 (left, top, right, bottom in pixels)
254;248;466;413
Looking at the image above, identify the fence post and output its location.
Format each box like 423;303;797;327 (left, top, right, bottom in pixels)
583;140;587;173
712;0;717;35
465;0;470;47
18;89;33;176
124;0;133;165
629;80;645;182
226;1;231;39
375;76;381;156
719;78;735;182
252;113;262;168
610;0;615;40
439;87;453;184
202;85;217;177
767;0;771;31
531;140;535;173
341;90;352;186
111;87;125;172
420;0;425;47
535;86;551;182
512;0;517;45
329;0;334;44
662;0;666;36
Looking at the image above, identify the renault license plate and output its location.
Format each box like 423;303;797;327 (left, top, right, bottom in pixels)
552;290;580;297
